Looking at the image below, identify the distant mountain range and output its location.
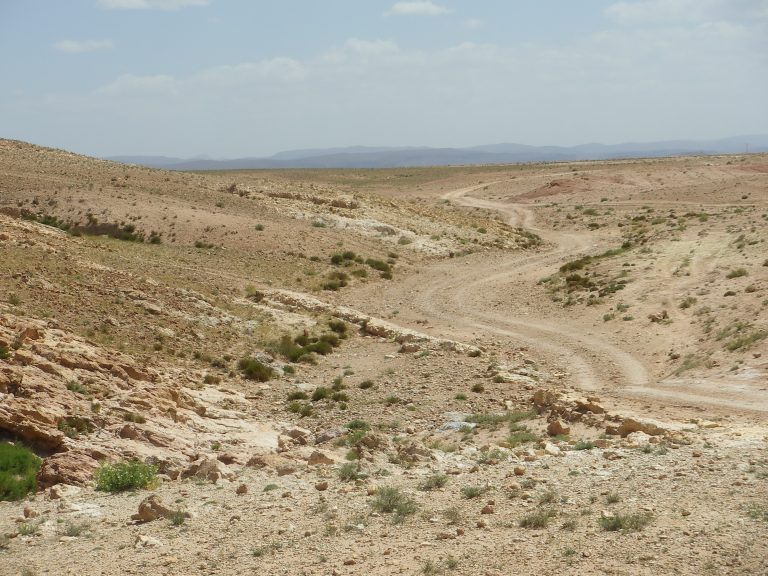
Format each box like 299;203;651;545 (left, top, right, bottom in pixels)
107;135;768;170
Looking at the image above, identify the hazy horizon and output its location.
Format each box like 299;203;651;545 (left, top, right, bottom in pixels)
2;0;767;158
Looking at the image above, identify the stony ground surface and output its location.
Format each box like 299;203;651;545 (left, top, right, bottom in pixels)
1;140;767;575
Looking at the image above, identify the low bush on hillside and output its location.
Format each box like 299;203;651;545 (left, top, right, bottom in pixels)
94;460;157;492
238;357;275;382
0;443;41;501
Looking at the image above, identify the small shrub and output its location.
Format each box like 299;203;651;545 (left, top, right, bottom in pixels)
520;508;556;529
338;462;362;482
328;320;348;334
358;379;374;390
442;506;462;525
287;391;308;401
94;461;157;492
419;473;448;491
599;511;652;532
61;520;91;537
58;416;92;438
0;443;41;501
122;412;146;424
311;387;331;401
460;485;489;499
238;357;275;382
470;383;485;393
254;224;265;231
726;268;748;279
574;440;595;450
169;510;187;526
371;487;417;519
346;419;370;431
606;491;621;504
66;380;88;395
263;483;279;492
679;296;697;309
725;330;767;351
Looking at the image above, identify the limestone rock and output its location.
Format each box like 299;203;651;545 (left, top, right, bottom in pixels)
131;495;175;523
306;450;335;466
37;451;100;489
617;418;664;438
547;419;570;436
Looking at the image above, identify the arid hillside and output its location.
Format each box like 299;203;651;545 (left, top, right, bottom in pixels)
1;141;766;576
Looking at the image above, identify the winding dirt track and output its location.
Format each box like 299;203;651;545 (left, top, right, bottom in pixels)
405;183;650;393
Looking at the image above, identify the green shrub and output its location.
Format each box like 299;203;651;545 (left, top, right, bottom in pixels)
94;461;157;492
346;419;370;431
0;443;41;501
574;440;595;450
419;473;448;491
371;487;417;519
338;462;363;482
328;320;348;334
311;387;331;401
122;412;146;424
358;380;374;389
238;357;275;382
726;268;748;279
460;485;489;499
520;508;556;529
599;512;652;532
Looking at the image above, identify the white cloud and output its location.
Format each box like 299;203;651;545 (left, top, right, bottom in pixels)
96;0;208;10
605;0;768;24
464;18;483;30
98;74;177;95
194;57;306;84
345;39;399;56
54;39;113;53
385;1;450;17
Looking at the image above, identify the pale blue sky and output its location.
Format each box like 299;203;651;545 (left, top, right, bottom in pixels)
1;0;767;157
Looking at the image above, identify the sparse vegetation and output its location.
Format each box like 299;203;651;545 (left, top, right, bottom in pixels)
0;443;41;501
520;508;556;529
599;512;652;532
238;357;275;381
370;487;417;520
94;460;157;492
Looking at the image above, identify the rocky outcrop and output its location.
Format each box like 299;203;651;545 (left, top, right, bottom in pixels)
37;450;101;489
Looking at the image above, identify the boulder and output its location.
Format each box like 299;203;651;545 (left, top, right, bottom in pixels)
181;457;233;482
37;451;100;488
547;419;570;436
131;495;178;523
306;450;335;466
617;418;664;437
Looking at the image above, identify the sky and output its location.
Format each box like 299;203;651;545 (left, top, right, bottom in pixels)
1;0;767;158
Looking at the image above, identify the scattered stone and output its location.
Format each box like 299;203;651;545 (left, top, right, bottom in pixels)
547;419;570;436
307;451;334;466
236;484;248;495
135;534;163;549
315;482;329;492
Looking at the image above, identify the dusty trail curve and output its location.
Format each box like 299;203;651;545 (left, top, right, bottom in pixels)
412;183;651;392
